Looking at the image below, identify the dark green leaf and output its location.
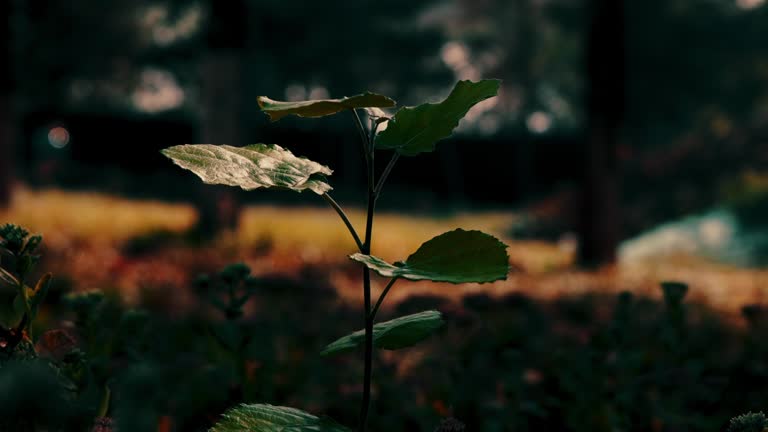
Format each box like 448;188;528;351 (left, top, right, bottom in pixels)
210;403;350;432
0;292;24;328
321;310;444;356
161;144;333;195
0;224;29;254
375;79;501;156
350;229;509;283
21;234;42;256
258;93;396;122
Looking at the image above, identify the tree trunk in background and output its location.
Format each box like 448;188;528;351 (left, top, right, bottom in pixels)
0;0;13;208
196;53;243;235
513;0;535;202
0;98;11;209
192;0;249;237
578;0;624;266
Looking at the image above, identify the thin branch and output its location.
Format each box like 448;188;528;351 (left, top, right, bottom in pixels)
322;193;364;253
371;277;398;320
374;152;400;200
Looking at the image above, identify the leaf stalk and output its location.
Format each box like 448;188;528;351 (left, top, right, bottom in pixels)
322;193;364;253
371;277;398;320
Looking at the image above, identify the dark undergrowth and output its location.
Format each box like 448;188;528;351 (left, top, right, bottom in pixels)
2;258;767;431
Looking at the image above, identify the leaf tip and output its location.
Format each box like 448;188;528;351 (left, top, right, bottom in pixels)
160;144;187;159
256;96;284;121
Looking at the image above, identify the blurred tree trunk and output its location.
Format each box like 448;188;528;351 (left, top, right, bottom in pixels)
193;0;249;237
513;0;534;202
578;0;624;266
0;0;13;208
196;54;243;235
0;99;11;209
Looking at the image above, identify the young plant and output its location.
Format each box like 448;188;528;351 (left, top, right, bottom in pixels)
0;225;110;431
0;223;51;355
194;263;260;402
162;79;510;431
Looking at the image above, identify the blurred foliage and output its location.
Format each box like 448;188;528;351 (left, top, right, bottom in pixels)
626;0;768;145
9;0;768;238
727;412;768;432
10;0;452;116
87;278;768;430
9;0;768;143
722;171;768;228
2;230;768;430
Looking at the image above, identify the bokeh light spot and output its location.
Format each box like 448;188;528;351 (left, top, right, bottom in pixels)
526;111;552;134
47;127;70;149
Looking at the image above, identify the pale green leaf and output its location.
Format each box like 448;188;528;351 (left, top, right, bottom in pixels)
161;144;332;195
350;229;509;283
375;79;501;156
321;310;444;356
210;403;350;432
258;93;396;122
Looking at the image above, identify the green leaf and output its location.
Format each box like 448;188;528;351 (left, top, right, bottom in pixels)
375;79;501;156
350;229;509;283
0;223;29;254
258;92;396;122
321;310;444;356
21;234;42;256
161;144;333;195
0;291;24;328
210;403;350;432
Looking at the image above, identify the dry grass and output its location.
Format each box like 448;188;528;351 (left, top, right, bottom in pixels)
236;206;560;263
0;187;197;246
1;187;765;318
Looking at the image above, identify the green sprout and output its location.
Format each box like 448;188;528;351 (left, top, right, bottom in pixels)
162;80;509;431
0;224;51;350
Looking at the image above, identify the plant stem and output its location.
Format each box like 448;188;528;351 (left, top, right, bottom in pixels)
352;110;372;177
359;108;376;432
322;193;364;253
360;259;373;432
369;117;380;149
97;385;111;418
370;277;398;320
374;153;400;200
358;191;375;431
